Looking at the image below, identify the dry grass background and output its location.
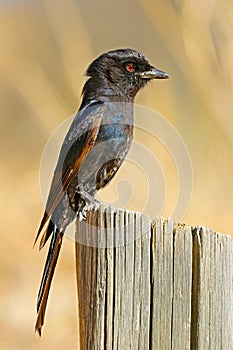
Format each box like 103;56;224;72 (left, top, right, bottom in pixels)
0;0;233;349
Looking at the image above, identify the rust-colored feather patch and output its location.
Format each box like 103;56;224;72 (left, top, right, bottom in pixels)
34;116;102;248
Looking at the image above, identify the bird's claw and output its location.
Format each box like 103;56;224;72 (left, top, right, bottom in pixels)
76;185;101;221
78;208;87;221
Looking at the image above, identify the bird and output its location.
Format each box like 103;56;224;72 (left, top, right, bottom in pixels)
34;48;169;335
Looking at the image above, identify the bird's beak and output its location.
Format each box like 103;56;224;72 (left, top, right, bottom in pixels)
140;67;169;79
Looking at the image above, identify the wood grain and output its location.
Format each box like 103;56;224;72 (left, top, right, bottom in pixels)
75;207;233;349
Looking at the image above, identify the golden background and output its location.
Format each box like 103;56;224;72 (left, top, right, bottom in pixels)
1;0;233;348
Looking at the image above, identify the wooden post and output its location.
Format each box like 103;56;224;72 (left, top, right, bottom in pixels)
75;206;233;349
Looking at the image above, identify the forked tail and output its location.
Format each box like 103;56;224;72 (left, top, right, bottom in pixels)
35;224;63;336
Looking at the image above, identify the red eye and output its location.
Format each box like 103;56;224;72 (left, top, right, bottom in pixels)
126;63;136;73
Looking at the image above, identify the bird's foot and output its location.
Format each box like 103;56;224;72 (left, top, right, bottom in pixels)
78;208;87;221
76;185;101;221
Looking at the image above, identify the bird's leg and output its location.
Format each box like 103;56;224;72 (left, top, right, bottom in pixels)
75;184;100;204
75;184;101;220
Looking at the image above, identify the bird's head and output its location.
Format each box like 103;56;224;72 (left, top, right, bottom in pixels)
84;48;169;102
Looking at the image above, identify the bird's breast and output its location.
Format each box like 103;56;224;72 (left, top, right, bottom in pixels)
97;122;133;142
77;109;134;195
98;103;134;142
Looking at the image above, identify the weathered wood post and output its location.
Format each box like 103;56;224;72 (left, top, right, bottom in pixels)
75;206;233;349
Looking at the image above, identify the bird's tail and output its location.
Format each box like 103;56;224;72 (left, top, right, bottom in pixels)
35;223;63;336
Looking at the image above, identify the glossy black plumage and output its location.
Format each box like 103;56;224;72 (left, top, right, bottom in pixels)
35;48;168;335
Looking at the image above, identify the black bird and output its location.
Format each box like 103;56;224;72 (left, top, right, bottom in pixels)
34;48;168;335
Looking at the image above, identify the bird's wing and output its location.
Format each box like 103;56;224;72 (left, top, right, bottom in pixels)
34;101;105;247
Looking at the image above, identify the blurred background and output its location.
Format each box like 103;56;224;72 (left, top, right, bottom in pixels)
1;0;233;348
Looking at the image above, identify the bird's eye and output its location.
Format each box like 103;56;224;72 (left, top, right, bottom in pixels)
125;63;136;73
